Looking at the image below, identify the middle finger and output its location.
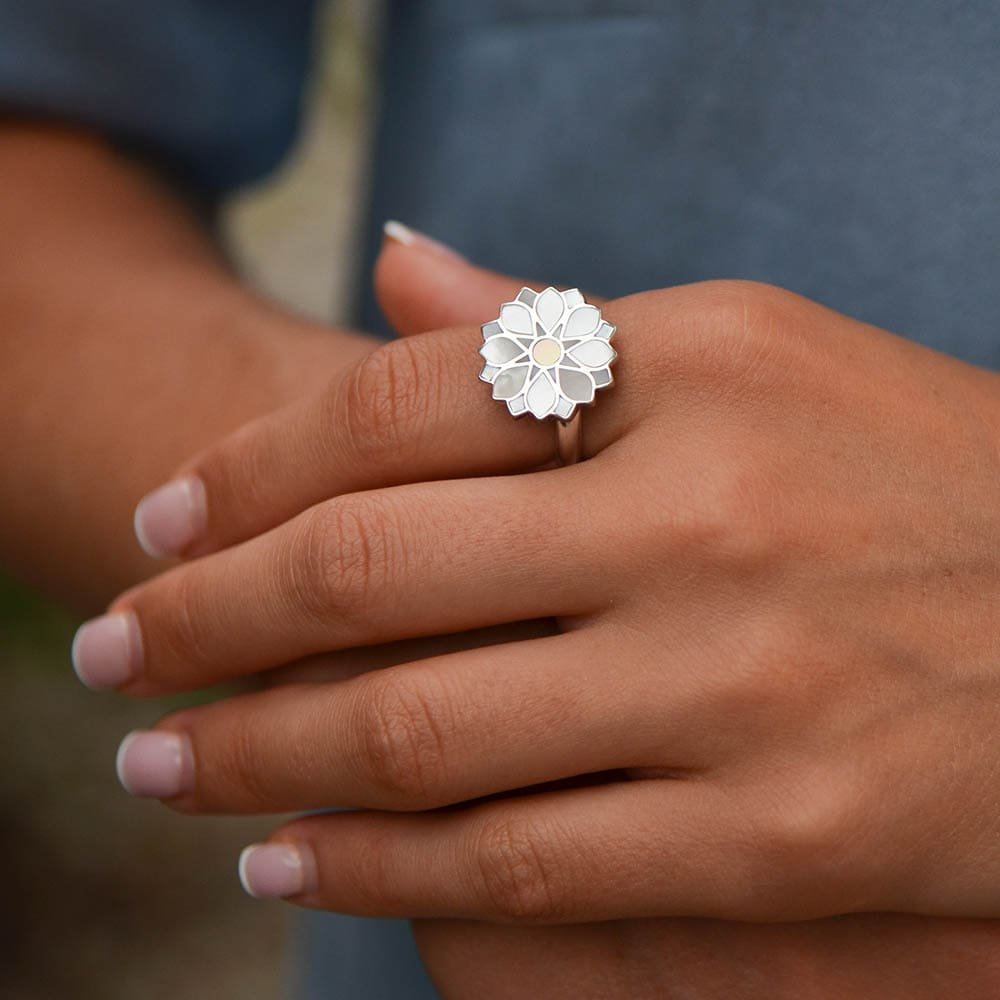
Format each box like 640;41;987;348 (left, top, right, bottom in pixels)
105;466;608;696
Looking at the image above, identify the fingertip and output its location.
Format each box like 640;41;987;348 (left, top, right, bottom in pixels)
133;475;207;558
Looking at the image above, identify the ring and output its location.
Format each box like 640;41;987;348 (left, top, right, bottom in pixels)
479;287;617;466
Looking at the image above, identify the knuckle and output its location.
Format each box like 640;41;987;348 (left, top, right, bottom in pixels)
286;496;399;621
342;338;437;461
356;670;451;806
154;570;215;677
472;817;566;923
666;461;780;571
747;775;860;915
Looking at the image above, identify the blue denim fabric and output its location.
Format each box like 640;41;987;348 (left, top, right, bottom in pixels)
2;1;999;997
0;0;316;193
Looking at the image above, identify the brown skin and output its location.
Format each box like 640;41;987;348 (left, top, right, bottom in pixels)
0;123;372;607
7;126;998;995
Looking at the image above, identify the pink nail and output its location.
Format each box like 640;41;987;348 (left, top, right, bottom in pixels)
134;476;207;558
239;843;317;900
116;730;194;799
71;611;143;690
382;220;467;263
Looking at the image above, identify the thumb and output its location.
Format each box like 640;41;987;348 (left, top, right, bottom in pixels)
374;221;604;336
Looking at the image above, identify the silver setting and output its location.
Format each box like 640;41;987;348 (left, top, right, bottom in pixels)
479;287;617;422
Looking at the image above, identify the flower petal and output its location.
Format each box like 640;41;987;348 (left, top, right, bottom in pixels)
481;320;502;340
553;396;576;420
499;302;533;335
562;289;584;308
480;336;525;365
526;372;558;418
593;367;613;388
596;321;615;341
564;305;601;338
536;287;564;331
568;339;615;368
479;364;501;381
558;367;596;403
491;365;529;400
516;287;538;306
508;395;528;416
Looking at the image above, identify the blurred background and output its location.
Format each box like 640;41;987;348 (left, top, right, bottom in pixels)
0;2;380;997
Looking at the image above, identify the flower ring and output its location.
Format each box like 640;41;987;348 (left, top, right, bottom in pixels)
478;287;617;425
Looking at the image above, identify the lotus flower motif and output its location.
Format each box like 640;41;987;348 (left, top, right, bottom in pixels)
479;287;617;420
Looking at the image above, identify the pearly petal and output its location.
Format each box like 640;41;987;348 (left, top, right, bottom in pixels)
536;287;564;331
559;367;596;403
479;364;501;381
507;395;528;416
492;365;529;400
480;336;524;365
526;372;558;418
499;302;533;335
596;321;615;341
564;305;601;338
562;289;584;308
593;367;613;388
568;339;615;368
553;396;576;420
516;287;538;306
481;320;502;340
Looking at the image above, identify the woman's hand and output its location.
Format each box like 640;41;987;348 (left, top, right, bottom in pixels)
77;249;1000;923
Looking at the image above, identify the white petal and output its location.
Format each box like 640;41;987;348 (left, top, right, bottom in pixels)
480;336;524;364
593;367;613;388
526;372;558;418
564;305;601;338
596;321;615;341
568;339;615;368
562;289;584;308
499;302;533;335
553;396;576;420
507;395;528;416
492;365;529;400
558;368;595;403
536;287;564;331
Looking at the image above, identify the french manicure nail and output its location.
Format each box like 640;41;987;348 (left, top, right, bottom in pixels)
134;476;207;558
382;219;467;263
239;842;317;900
71;611;143;690
116;730;194;799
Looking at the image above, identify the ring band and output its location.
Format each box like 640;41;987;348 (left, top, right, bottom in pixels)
479;286;617;465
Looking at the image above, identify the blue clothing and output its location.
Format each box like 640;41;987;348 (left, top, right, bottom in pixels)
2;1;999;996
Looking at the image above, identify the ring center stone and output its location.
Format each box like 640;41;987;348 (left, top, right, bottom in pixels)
531;338;562;366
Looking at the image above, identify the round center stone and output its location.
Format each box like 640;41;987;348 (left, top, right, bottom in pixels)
531;337;562;366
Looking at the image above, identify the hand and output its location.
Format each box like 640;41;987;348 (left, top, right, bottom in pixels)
81;244;1000;924
413;914;1000;999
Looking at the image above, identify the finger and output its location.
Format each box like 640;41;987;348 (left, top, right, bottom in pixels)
237;780;762;922
134;325;562;559
121;630;684;813
113;468;608;695
376;221;606;336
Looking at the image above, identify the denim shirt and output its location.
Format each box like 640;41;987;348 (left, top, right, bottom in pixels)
2;1;999;997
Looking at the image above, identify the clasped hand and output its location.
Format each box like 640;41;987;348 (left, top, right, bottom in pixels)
77;250;1000;926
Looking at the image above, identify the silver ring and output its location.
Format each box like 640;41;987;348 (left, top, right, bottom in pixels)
479;287;617;466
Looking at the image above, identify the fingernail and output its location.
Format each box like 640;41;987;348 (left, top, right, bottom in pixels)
134;476;207;558
382;220;466;263
116;730;194;799
71;611;143;690
239;842;318;900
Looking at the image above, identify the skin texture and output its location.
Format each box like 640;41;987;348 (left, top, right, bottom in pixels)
0;123;373;607
93;244;1000;998
9;126;999;994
